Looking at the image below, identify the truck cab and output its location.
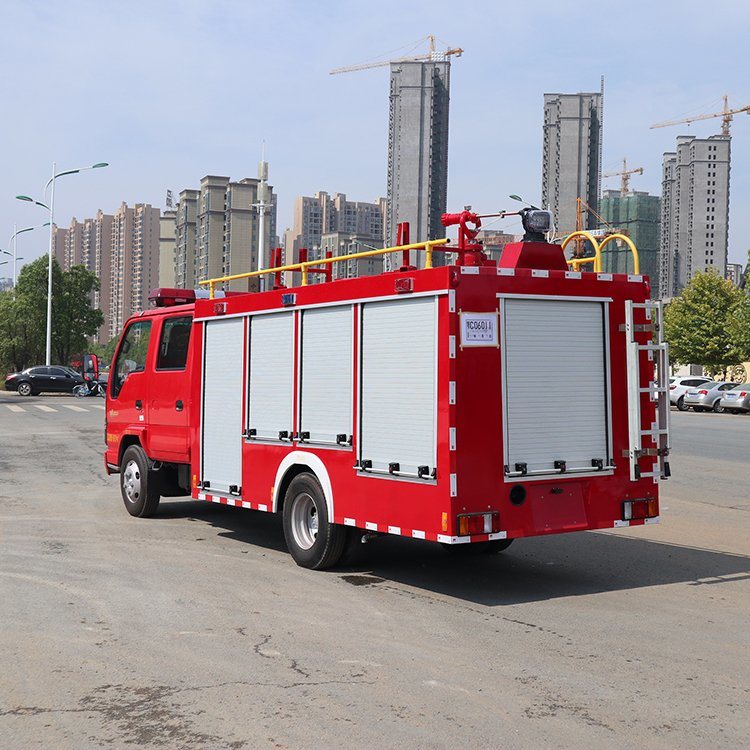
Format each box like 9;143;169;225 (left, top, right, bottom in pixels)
105;289;196;513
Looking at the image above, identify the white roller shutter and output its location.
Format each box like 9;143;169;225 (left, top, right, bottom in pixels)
300;306;353;444
360;297;436;476
202;317;244;493
502;297;610;477
248;312;294;440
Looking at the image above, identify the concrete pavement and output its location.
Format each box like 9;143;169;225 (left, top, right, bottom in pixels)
1;392;748;749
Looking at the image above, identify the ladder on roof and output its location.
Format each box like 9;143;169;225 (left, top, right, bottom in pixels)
624;300;671;482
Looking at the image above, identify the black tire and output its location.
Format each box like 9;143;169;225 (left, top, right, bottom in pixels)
17;381;33;397
282;472;347;569
712;400;724;414
693;406;705;412
119;444;160;518
442;538;514;555
676;396;688;411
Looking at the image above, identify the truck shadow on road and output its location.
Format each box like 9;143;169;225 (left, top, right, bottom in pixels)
160;500;750;606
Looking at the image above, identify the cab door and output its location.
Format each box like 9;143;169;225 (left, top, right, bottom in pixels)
109;319;153;451
148;314;192;462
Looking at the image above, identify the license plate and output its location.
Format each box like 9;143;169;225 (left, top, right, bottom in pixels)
725;393;738;399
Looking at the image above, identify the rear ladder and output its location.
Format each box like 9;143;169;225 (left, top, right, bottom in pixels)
624;300;670;482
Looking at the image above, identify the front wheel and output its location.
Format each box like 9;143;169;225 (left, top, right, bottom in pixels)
17;381;33;397
282;472;347;569
120;444;160;518
73;384;87;397
676;396;689;411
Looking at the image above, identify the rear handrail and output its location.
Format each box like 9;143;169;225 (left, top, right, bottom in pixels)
598;233;640;275
198;238;450;298
560;231;602;272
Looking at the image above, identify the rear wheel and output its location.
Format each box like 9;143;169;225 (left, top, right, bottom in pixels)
17;381;33;397
676;396;688;411
282;472;347;569
712;400;724;414
120;444;160;518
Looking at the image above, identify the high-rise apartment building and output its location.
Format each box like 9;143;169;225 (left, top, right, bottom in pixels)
659;134;730;297
159;210;177;288
175;173;277;292
64;219;83;268
318;231;384;282
600;190;661;283
54;212;114;342
386;60;451;256
175;189;198;289
725;263;743;286
286;192;386;261
109;203;160;337
542;90;603;235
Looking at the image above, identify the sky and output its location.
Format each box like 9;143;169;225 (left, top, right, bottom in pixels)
1;0;749;277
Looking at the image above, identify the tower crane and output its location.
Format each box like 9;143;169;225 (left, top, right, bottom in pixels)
602;158;644;196
329;34;463;75
650;95;750;137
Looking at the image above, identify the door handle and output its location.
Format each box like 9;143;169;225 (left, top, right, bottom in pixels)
175;400;184;411
135;400;142;410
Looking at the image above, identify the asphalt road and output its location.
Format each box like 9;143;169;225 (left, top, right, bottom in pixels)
1;392;748;749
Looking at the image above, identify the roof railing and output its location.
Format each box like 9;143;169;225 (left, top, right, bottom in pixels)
198;238;451;298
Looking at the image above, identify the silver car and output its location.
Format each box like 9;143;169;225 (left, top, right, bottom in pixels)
683;381;738;412
669;376;713;411
719;384;750;414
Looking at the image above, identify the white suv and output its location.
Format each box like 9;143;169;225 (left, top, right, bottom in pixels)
670;376;713;411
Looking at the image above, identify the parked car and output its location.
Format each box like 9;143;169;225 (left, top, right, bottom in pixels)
683;381;738;413
4;366;85;396
718;384;750;414
669;376;714;411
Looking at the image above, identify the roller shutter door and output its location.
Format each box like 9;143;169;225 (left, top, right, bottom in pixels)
248;312;294;440
360;296;436;476
300;306;353;444
502;297;610;477
201;317;244;493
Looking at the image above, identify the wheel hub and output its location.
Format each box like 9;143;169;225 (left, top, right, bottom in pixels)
122;460;141;504
290;492;318;550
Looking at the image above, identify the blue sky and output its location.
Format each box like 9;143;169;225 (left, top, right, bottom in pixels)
1;0;748;275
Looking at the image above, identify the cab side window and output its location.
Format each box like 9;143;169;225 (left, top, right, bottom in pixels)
112;320;152;397
156;316;192;370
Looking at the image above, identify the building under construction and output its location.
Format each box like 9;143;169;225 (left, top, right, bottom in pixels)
600;190;660;284
386;59;451;258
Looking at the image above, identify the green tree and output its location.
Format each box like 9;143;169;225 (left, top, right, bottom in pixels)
0;257;103;370
664;269;745;379
728;290;750;364
53;264;104;364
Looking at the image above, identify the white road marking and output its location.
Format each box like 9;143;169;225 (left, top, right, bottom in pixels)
88;403;106;410
4;404;25;412
62;404;88;412
33;404;57;413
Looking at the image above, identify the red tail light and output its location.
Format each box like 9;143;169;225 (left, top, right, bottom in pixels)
622;498;658;521
457;512;500;536
698;389;708;395
669;385;676;390
740;392;747;398
6;373;17;379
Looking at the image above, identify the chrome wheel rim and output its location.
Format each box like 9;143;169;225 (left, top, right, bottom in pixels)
290;492;318;550
122;459;142;504
18;383;30;396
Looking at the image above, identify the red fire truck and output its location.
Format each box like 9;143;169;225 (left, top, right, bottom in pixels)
104;208;670;569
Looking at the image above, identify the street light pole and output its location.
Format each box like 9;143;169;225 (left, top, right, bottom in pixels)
45;161;56;365
16;161;108;365
3;223;48;286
